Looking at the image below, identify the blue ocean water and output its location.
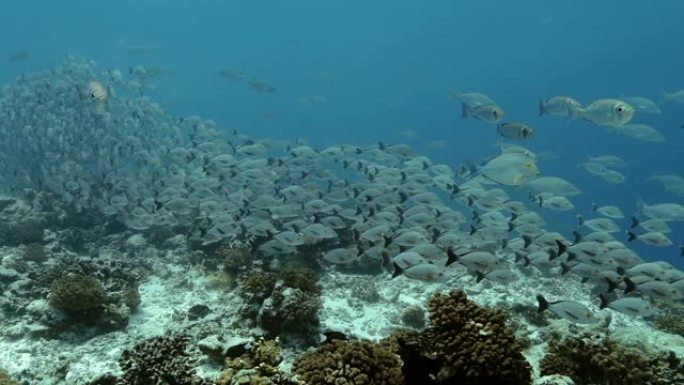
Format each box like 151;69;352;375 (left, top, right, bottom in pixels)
0;0;682;268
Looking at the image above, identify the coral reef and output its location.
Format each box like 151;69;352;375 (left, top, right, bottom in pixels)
293;339;404;385
22;242;48;263
0;197;47;246
399;305;426;329
219;246;254;274
238;270;278;301
654;310;684;337
118;335;212;385
216;337;297;385
0;369;20;385
0;249;148;339
257;283;321;335
279;268;321;297
50;273;109;315
390;289;532;385
540;332;683;385
238;267;322;336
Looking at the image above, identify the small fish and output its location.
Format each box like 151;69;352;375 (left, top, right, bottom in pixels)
573;98;634;126
479;153;539;186
538;195;574;211
446;249;499;272
462;103;504;123
621;96;661;114
449;90;495;107
627;231;672;247
592;203;625;219
538;96;581;117
9;49;28;62
624;278;684;300
126;44;160;56
609;123;665;142
497;123;535;141
323;247;359;264
577;215;620;233
660;88;684;104
598;294;656;317
248;79;277;93
537;295;598;324
218;69;247;81
630;217;671;233
475;268;518;284
392;262;446;282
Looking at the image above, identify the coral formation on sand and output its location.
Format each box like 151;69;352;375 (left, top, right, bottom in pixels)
653;310;684;337
540;332;684;385
238;268;322;336
118;335;213;385
389;289;532;385
293;339;404;385
50;273;108;315
216;337;298;385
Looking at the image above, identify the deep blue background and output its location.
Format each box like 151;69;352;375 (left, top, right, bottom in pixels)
1;0;682;268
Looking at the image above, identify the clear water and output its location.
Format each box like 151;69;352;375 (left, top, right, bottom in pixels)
0;1;682;265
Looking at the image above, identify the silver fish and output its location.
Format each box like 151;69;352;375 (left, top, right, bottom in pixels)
497;123;535;141
537;295;598;324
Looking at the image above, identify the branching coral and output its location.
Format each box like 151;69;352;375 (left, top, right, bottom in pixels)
293;339;404;385
389;290;531;385
118;335;212;385
216;338;297;385
540;333;683;385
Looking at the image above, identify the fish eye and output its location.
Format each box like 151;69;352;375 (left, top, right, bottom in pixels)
616;106;624;112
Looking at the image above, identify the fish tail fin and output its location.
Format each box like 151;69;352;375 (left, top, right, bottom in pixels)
605;277;619;293
383;235;392;248
446;247;459;266
555;239;567;257
576;214;585;227
627;231;637;242
599;293;610;309
536;294;549;313
461;103;470;119
572;230;583;244
514;251;524;263
679;244;684;257
630;217;639;228
560;263;571;275
591;202;598;212
522;235;533;249
523;255;531;266
624;277;637;293
538;98;545;116
391;262;404;279
548;249;558;261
